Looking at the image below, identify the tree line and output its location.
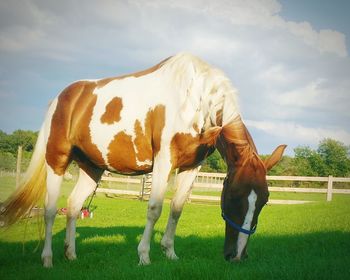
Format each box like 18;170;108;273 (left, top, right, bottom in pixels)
199;138;350;177
1;129;349;177
0;130;38;171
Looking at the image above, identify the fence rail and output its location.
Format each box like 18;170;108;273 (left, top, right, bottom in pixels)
97;172;350;202
101;176;141;184
194;173;350;201
3;170;348;202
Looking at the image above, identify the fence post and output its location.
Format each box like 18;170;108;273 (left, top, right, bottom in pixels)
327;175;333;202
16;146;23;189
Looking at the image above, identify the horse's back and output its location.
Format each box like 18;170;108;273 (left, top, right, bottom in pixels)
47;71;171;175
46;54;221;175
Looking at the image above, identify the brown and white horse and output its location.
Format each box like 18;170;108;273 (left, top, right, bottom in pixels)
0;53;286;267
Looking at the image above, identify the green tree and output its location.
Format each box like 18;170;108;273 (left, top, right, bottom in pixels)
0;152;16;170
0;130;12;154
0;130;39;171
9;130;38;154
0;130;38;155
317;138;350;177
202;150;227;172
293;139;350;177
293;146;324;176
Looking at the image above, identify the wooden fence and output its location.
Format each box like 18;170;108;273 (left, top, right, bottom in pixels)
97;172;350;202
97;175;142;197
193;173;350;201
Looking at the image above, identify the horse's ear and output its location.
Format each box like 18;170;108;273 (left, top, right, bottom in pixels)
263;145;287;171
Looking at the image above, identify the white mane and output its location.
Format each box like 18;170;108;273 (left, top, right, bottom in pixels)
160;52;240;127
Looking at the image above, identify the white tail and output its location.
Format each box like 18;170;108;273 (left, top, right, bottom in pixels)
0;99;58;226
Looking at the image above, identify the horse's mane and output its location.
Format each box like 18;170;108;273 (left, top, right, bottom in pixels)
222;116;257;153
162;53;259;162
221;116;264;168
161;52;240;127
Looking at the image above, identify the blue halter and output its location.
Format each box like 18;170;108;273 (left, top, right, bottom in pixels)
221;212;257;235
221;176;257;235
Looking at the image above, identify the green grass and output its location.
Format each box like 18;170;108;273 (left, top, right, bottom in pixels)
1;177;350;279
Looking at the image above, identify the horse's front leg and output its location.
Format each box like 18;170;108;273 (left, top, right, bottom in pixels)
138;151;172;265
161;167;200;260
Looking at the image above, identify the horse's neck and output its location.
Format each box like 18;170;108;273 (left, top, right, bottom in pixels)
216;116;259;169
221;117;257;152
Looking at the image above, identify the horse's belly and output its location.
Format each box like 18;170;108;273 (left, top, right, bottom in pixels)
105;129;153;174
81;122;153;173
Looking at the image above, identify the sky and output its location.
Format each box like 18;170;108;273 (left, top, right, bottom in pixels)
0;0;349;156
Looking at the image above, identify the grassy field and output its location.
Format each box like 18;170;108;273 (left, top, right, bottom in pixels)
0;176;350;280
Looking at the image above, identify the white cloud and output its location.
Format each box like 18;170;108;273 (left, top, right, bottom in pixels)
1;1;347;57
277;79;327;108
318;29;347;57
136;0;347;57
246;119;350;146
0;0;349;150
286;21;347;57
257;64;296;89
275;78;350;119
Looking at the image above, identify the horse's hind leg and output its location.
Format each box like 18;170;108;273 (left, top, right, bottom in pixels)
161;167;200;260
65;166;103;260
41;166;64;268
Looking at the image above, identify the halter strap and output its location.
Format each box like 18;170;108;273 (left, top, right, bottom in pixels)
221;212;257;235
221;177;258;236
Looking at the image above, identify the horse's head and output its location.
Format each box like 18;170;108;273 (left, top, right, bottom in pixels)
217;117;286;262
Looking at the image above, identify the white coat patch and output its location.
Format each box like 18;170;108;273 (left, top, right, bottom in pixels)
236;190;257;258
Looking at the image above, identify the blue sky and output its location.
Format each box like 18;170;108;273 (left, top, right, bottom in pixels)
0;0;349;155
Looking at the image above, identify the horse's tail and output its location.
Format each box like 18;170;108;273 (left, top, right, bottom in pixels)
0;100;57;227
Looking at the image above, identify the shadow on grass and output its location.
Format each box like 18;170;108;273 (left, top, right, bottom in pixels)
0;226;349;279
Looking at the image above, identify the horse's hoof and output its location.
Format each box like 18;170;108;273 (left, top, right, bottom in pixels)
65;250;77;261
161;243;179;261
42;256;53;268
138;255;151;266
162;247;179;261
64;244;77;260
166;251;179;261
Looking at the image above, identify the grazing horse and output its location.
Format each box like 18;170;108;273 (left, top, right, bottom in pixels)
0;53;286;267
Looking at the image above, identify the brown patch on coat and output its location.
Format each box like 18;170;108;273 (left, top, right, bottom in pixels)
107;131;135;172
46;82;85;175
171;133;204;169
107;131;152;174
106;105;166;173
100;97;123;124
147;105;166;156
46;80;107;175
69;83;106;169
134;119;152;162
97;57;172;88
170;127;221;169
